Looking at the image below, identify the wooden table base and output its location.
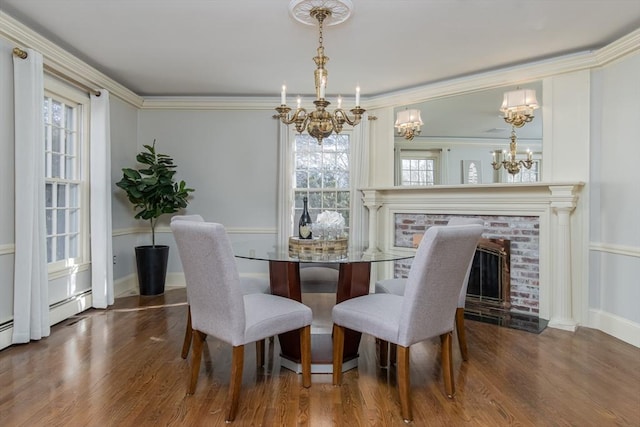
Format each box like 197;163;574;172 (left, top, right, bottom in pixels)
269;260;372;373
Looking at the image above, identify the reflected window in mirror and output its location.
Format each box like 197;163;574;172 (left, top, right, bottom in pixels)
395;147;441;186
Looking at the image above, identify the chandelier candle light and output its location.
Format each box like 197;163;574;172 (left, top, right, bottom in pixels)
492;87;539;175
276;0;365;145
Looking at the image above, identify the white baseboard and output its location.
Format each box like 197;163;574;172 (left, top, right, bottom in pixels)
0;327;12;351
588;309;640;347
0;292;95;351
50;293;93;326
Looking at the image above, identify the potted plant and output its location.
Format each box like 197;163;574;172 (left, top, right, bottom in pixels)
116;140;194;295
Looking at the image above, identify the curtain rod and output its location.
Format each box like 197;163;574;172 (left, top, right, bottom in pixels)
13;47;101;97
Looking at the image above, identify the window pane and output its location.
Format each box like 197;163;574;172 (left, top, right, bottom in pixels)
65;105;74;129
57;185;66;207
52;100;62;126
69;209;79;233
65;156;74;180
69;184;79;207
45;183;53;207
69;234;78;258
56;236;65;261
46;209;53;235
308;170;322;188
46;237;53;263
52;153;61;178
52;127;61;153
295;171;308;188
57;209;66;233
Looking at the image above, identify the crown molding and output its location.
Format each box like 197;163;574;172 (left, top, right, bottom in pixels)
142;96;276;110
594;27;640;67
0;11;143;108
2;8;638;112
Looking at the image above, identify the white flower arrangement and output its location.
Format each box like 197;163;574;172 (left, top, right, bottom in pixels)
314;210;346;240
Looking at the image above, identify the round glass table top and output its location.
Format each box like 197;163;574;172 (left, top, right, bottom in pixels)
233;240;414;264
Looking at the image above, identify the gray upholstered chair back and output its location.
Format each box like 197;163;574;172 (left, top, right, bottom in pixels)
171;214;205;223
447;217;484;307
398;224;483;346
171;221;246;346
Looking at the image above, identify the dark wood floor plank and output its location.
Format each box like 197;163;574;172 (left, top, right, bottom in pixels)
1;288;638;426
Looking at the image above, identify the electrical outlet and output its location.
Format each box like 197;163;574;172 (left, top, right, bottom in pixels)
113;255;117;265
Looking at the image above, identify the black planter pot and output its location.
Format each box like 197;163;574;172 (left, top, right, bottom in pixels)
135;245;170;296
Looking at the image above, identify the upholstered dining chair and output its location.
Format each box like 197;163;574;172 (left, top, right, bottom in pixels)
171;221;312;422
375;217;484;363
332;224;483;422
171;214;270;360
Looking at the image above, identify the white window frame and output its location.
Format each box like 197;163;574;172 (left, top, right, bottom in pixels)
44;76;90;276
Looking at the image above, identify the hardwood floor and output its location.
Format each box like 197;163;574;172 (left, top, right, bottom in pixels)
1;288;638;426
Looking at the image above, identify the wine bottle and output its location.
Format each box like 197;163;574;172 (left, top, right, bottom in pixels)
298;196;312;239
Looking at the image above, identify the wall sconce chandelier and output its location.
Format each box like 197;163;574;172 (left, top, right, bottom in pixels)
493;88;539;175
395;109;423;140
276;0;365;145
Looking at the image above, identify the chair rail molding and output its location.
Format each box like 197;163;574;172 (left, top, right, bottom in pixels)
360;182;585;329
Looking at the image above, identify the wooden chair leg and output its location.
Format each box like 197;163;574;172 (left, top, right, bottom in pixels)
455;307;469;361
440;332;455;398
332;325;345;385
378;339;389;367
181;306;192;359
226;345;245;422
188;330;206;394
397;345;412;422
390;343;397;366
300;325;311;388
256;339;265;368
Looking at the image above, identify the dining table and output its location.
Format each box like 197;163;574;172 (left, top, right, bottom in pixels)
234;239;414;374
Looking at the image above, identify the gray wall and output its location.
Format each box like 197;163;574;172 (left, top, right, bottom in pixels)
0;38;16;324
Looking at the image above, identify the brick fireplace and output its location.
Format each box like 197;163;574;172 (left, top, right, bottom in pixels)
393;214;540;315
360;182;584;331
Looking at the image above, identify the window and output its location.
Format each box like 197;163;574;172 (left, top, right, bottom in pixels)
293;133;350;229
44;80;89;270
395;147;441;186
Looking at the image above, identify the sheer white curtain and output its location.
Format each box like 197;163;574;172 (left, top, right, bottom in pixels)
276;122;294;248
12;48;49;343
90;90;114;308
349;113;370;249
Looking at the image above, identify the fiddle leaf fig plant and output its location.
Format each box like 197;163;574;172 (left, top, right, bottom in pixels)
116;140;194;246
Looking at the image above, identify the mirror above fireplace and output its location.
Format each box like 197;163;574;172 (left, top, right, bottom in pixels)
393;81;543;186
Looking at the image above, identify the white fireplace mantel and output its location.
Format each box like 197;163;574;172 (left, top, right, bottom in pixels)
360;182;585;330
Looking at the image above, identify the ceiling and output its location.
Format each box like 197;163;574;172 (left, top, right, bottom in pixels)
1;0;639;100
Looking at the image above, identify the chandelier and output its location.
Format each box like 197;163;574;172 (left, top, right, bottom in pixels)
500;88;539;128
492;88;539;175
276;0;365;145
395;108;423;140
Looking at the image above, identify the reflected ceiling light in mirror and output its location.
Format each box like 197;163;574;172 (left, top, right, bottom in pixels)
395;108;423;140
493;87;539;175
276;0;365;145
500;88;539;127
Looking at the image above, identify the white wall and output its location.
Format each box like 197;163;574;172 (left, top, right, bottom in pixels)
588;51;640;345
